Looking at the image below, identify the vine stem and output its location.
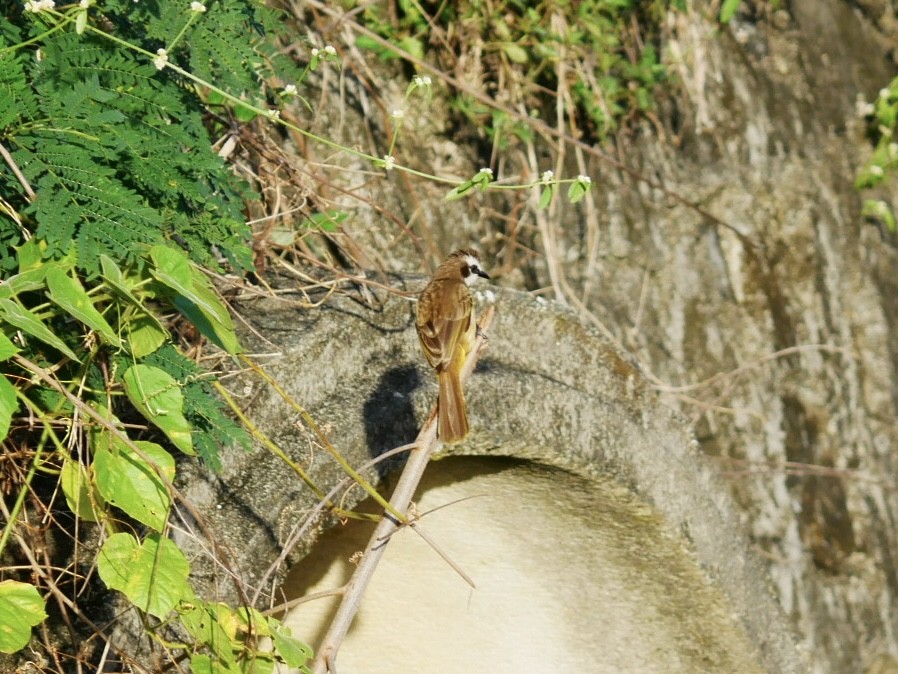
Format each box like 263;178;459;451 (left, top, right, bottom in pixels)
311;305;496;674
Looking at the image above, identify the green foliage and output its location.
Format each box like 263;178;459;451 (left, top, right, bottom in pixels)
856;77;898;231
1;3;261;276
350;0;675;142
445;167;494;200
94;434;175;531
719;0;742;23
0;0;308;668
0;580;47;654
98;532;191;618
142;344;251;471
181;601;313;674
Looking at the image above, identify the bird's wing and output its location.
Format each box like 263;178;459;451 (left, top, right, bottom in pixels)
417;280;472;370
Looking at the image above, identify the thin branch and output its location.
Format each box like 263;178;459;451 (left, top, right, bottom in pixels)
311;305;496;673
406;521;476;589
252;442;419;609
302;0;756;246
0;140;36;202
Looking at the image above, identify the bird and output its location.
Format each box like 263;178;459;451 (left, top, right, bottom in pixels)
415;249;490;443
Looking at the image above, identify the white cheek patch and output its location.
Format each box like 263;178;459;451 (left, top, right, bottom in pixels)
464;255;484;286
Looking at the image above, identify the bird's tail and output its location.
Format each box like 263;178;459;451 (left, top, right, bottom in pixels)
437;367;468;443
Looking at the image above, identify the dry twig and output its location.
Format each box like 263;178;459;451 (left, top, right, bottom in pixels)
311;304;496;673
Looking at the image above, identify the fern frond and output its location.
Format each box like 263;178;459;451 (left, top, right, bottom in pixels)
0;52;37;131
14;135;161;263
140;344;251;470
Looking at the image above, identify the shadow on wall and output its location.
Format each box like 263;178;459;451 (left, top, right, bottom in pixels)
362;365;422;477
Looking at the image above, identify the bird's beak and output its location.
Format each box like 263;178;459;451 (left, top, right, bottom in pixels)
477;269;491;280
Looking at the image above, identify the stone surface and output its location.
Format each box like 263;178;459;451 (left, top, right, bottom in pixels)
175;2;898;671
176;283;803;672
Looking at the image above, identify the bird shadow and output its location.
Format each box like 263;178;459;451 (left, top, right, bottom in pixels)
363;364;425;478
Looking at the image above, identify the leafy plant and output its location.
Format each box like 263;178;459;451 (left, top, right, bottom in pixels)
856;76;898;232
349;0;676;142
0;0;313;669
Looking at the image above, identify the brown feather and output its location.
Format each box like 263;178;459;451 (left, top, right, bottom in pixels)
416;252;482;443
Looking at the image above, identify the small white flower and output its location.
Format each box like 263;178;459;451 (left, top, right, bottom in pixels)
79;0;92;8
889;143;898;156
190;1;206;12
153;48;168;71
541;170;554;184
324;45;337;56
479;167;493;176
391;109;404;120
870;165;884;177
382;155;395;171
880;88;891;100
282;84;297;96
311;47;320;57
413;75;431;87
24;0;55;12
577;174;592;184
267;109;281;121
855;94;874;118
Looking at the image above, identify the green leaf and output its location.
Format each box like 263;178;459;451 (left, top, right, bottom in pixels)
445;179;476;201
355;34;402;61
538;183;555;209
75;8;87;34
128;314;169;359
15;239;44;272
122;364;194;455
149;245;240;355
190;654;235;674
271;622;314;669
149;245;211;313
61;458;104;522
97;532;189;619
242;655;276;674
719;0;741;23
397;36;424;60
0;580;47;653
300;210;348;232
0;298;81;362
46;267;121;347
445;168;493;199
0;268;47;301
501;43;528;64
0;333;18;361
472;169;493;190
94;436;172;530
567;178;592;204
99;255;168;356
233;102;260;123
181;601;239;669
99;255;141;303
0;375;16;441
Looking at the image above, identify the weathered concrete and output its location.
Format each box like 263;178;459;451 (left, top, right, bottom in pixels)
176;283;804;672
